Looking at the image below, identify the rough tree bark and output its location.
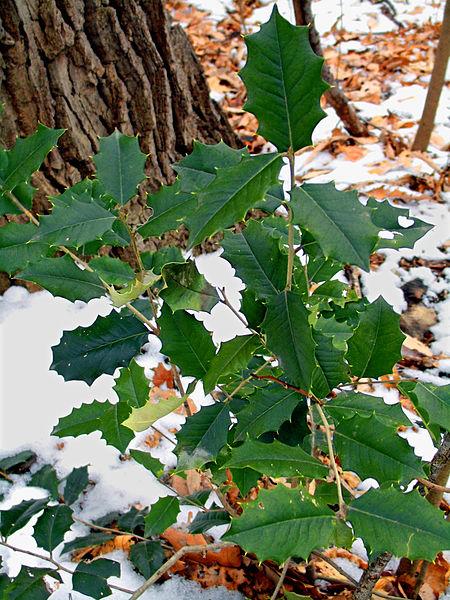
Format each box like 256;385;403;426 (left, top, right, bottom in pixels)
0;0;239;221
412;0;450;151
292;0;369;137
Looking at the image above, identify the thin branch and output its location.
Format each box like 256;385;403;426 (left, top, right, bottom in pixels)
72;515;151;544
0;540;134;594
315;404;346;518
270;558;291;600
171;365;192;417
129;542;233;599
251;372;310;398
0;470;13;482
125;302;159;335
219;287;249;330
353;552;392;600
416;477;450;494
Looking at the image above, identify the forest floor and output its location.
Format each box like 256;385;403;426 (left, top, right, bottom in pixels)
0;0;449;598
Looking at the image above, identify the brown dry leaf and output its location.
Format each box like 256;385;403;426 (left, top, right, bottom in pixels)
162;528;242;567
144;430;162;448
398;556;450;600
402;334;433;357
188;564;248;590
325;548;368;570
336;143;368;161
153;363;174;388
72;535;135;561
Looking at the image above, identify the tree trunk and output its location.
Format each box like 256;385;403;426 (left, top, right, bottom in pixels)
292;0;369;138
412;0;450;151
0;0;239;223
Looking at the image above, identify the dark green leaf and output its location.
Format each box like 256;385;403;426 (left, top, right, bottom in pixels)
203;334;261;393
222;220;288;300
324;392;411;427
0;498;48;537
63;465;90;506
0;450;35;473
158;305;215;379
230;468;260;496
334;414;425;484
29;465;59;499
94;130;147;205
240;6;328;152
347;297;405;378
89;256;135;286
52;400;133;453
141;247;185;274
18;255;105;303
312;329;350;398
117;506;148;532
0;222;52;275
144;496;180;536
160;260;219;313
262;291;317;391
187;153;282;247
291;184;380;271
189;510;231;533
176;403;231;469
113;360;149;409
348;486;450;561
51;308;149;384
72;558;120;599
223;485;336;562
33;504;73;552
62;533;115;556
234;384;303;441
0;566;61;600
129;541;165;579
224;438;328;478
398;381;450;435
130;450;164;478
32;195;116;248
0;124;64;192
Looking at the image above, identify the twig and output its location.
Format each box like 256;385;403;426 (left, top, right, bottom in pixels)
0;469;13;482
315;404;346;518
226;359;272;400
129;542;233;599
171;365;192;417
416;477;450;494
0;540;134;594
251;373;310;398
353;552;392;600
125;302;159;335
270;557;291;600
412;561;428;600
72;515;151;543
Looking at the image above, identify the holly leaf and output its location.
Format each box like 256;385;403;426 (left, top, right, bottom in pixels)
189;510;231;534
17;255;105;303
0;498;48;537
230;468;261;496
312;329;350;397
0;566;61;600
347;297;405;378
334;414;425;484
141;247;185;274
234;384;303;442
0;450;35;473
51;308;149;384
262;291;317;391
130;450;164;478
187;152;282;247
129;541;164;579
33;505;73;552
0;124;64;193
89;256;135;286
224;438;328;478
368;199;433;251
203;334;261;394
175;403;231;470
52;400;133;453
144;497;180;536
0;222;52;275
139;141;245;238
398;381;450;435
63;465;89;506
160;260;219;313
72;558;120;599
113;360;149;409
223;485;337;562
29;465;59;499
324;392;411;428
222;220;288;300
240;6;328;152
122;394;184;432
158;305;215;379
348;486;450;561
62;533;115;555
32;195;116;248
291;184;381;271
93;130;147;205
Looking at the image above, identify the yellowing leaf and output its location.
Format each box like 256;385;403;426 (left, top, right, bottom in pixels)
123;392;184;432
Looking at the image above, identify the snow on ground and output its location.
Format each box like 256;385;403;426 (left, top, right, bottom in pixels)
1;0;449;596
